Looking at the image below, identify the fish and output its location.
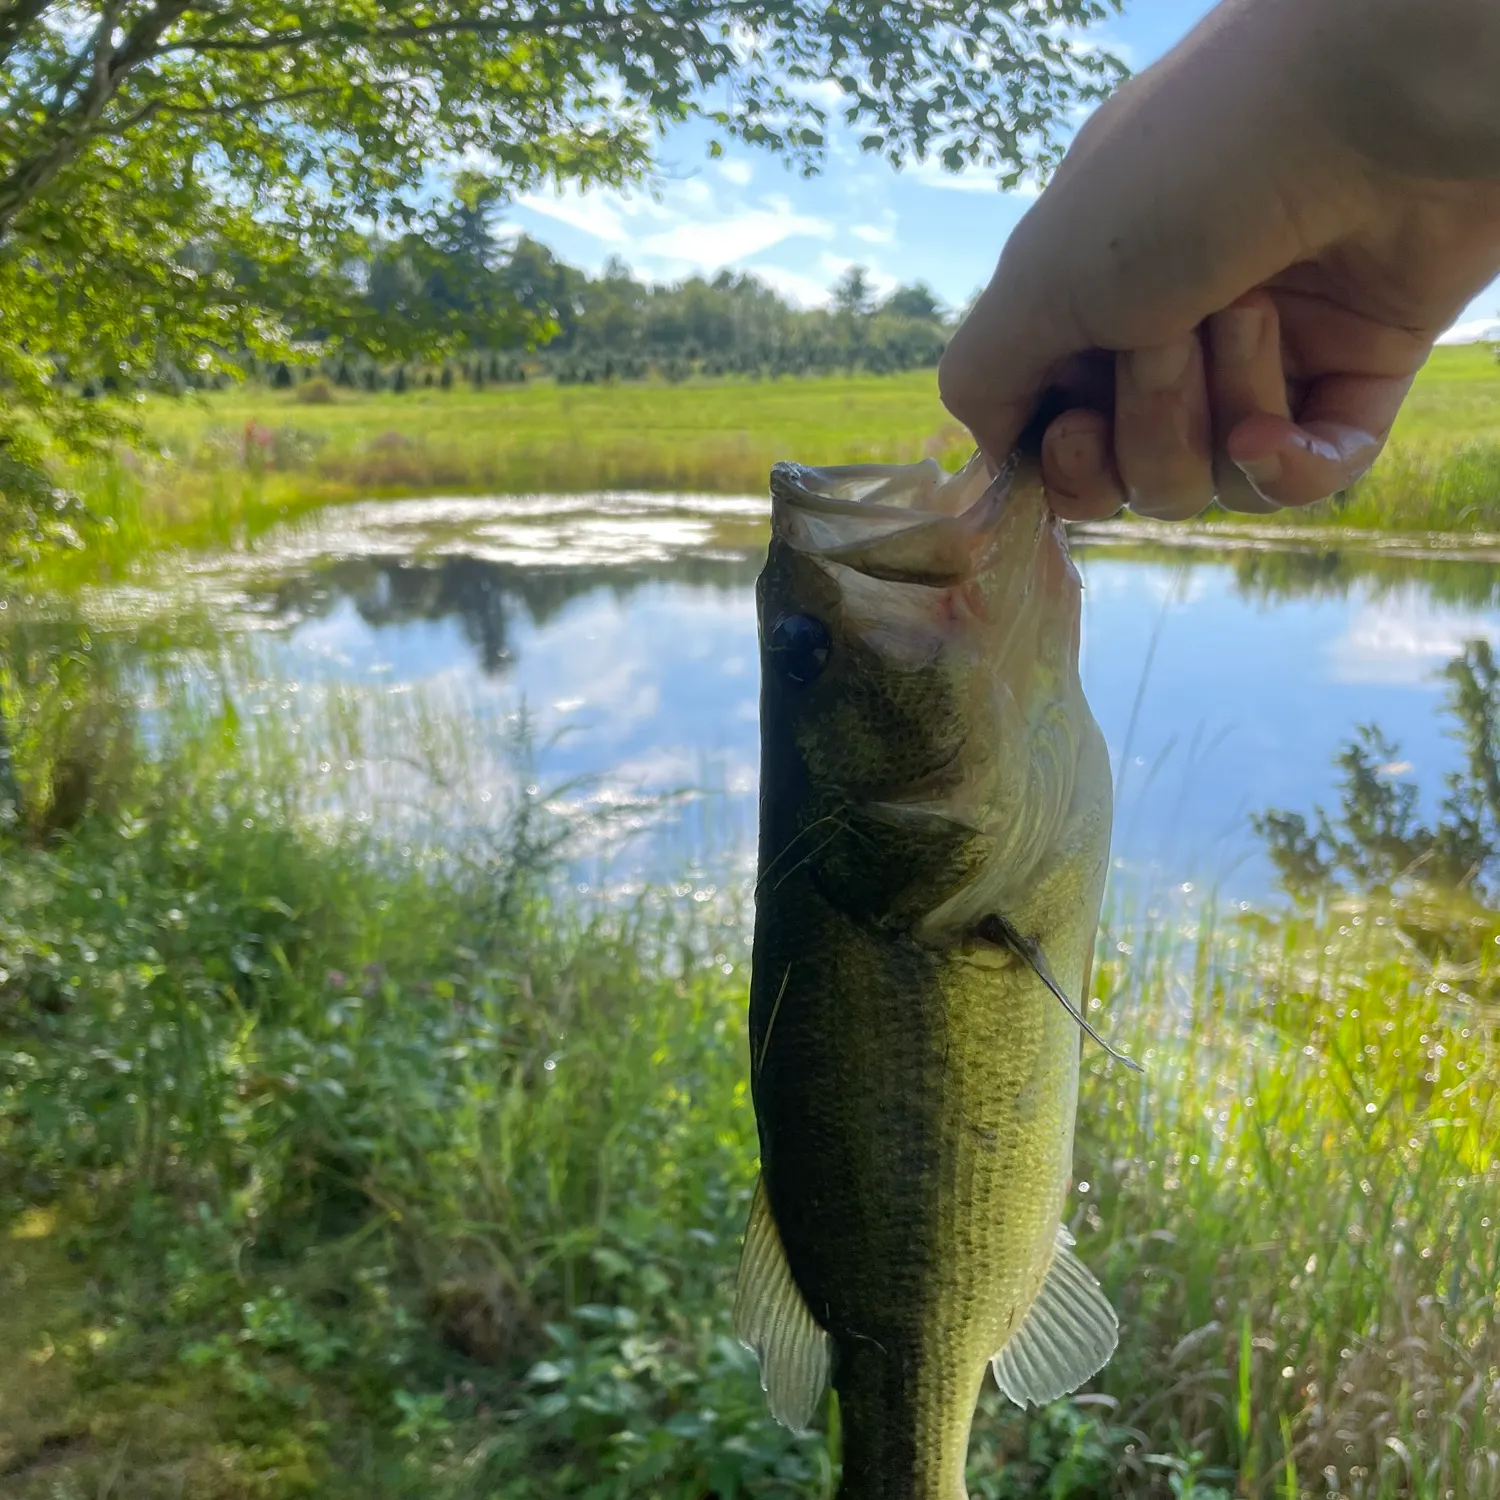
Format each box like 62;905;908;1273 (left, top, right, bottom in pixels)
733;449;1124;1499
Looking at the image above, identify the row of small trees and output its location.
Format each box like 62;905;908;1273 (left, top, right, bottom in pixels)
68;233;958;398
284;240;954;387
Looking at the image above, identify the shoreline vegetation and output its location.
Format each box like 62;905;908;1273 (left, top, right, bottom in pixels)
1;657;1497;1499
29;343;1500;579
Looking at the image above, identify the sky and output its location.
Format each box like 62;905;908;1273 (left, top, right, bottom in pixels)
509;0;1500;327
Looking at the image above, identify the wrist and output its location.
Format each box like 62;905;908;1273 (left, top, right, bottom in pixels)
1287;0;1500;179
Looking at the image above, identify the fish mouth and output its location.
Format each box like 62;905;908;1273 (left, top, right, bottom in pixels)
769;451;1048;588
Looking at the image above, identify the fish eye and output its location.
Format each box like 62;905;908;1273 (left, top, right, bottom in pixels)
768;613;831;684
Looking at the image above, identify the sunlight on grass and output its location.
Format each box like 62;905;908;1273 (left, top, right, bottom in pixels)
8;1206;56;1240
39;347;1500;581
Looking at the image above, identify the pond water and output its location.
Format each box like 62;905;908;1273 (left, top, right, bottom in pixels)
11;492;1500;901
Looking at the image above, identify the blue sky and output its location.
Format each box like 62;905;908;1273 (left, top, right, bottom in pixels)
509;0;1500;326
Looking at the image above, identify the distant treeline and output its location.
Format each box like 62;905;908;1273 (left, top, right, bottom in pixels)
365;231;954;382
80;230;956;395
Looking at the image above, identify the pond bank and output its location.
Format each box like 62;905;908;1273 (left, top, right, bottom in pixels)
1;719;1496;1497
26;346;1500;580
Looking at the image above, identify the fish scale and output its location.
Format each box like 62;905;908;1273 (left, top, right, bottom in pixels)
735;453;1121;1499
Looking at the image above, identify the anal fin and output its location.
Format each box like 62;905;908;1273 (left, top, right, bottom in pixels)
991;1225;1118;1409
732;1174;831;1433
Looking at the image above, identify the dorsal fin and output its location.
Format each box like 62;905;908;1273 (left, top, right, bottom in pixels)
991;1224;1118;1409
732;1175;831;1433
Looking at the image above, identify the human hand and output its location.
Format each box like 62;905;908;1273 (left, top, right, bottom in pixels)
939;0;1500;521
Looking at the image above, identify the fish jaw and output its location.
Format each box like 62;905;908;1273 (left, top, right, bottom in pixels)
759;449;1104;941
767;450;1081;667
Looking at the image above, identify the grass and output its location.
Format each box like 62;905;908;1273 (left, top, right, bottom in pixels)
1381;343;1500;447
2;639;1498;1498
39;344;1500;574
37;371;972;583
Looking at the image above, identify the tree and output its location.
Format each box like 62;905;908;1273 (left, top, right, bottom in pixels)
363;177;538;352
881;283;944;322
0;0;1123;473
832;266;875;318
1255;640;1500;903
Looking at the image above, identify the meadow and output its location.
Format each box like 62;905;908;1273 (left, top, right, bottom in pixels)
54;343;1500;571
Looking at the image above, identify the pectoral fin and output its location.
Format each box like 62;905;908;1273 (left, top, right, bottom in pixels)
991;1225;1119;1409
732;1175;831;1433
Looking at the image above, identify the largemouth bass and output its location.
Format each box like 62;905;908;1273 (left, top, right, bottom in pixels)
734;451;1120;1499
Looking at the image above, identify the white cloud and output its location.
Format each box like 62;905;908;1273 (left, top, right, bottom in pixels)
791;77;844;108
896;157;1044;200
850;222;895;245
641;209;833;266
517;188;639;244
718;158;754;187
517;174;836;279
673;175;715;209
1438;317;1500;346
898;157;1003;195
747;264;834;308
1327;599;1499;686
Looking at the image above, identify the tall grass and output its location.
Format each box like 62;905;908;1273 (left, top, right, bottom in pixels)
1;644;1497;1497
39;350;1500;584
1083;896;1500;1498
1329;443;1500;532
91;373;972;542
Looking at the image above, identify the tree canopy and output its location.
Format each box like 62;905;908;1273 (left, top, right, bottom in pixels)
0;0;1124;473
262;234;955;386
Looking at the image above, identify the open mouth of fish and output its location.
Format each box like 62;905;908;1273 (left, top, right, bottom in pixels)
767;451;1067;591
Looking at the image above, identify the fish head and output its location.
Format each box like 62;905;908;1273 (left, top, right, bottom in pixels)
756;451;1110;936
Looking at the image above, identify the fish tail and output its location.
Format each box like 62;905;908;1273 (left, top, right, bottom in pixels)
832;1340;973;1500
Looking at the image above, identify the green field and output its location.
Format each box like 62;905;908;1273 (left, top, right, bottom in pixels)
56;344;1500;570
1385;343;1500;444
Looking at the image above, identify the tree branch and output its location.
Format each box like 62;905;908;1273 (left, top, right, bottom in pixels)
152;4;721;59
0;0;51;71
0;0;192;237
105;80;341;135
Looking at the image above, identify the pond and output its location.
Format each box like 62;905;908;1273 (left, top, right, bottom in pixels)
9;491;1500;901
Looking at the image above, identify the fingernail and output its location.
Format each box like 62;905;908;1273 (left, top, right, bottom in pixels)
1234;453;1283;488
1049;421;1105;483
1215;306;1264;364
1126;340;1193;393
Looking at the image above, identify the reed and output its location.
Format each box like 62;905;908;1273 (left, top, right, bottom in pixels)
1;651;1495;1498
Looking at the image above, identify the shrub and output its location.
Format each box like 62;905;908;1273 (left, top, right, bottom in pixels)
295;378;336;405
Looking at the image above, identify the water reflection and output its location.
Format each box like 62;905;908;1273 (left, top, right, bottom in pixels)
253;553;761;675
12;497;1500;896
1260;638;1500;892
1253;637;1500;991
1074;530;1500;609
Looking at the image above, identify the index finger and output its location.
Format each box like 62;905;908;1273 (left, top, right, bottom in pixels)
938;272;1078;466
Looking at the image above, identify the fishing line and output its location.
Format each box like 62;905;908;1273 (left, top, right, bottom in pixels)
976;913;1145;1074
